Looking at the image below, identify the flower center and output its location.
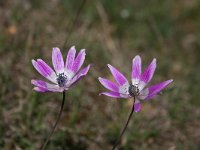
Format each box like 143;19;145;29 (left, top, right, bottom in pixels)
56;73;67;87
128;84;140;97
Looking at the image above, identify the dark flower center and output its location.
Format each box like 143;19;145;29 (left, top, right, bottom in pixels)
57;73;67;87
128;84;140;97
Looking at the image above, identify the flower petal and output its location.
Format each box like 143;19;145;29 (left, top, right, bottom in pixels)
33;87;48;92
71;49;86;74
31;79;47;88
107;64;128;86
70;64;90;86
98;77;119;92
119;82;129;95
132;55;142;85
99;92;122;98
134;99;141;112
138;88;149;100
145;79;173;100
32;59;57;83
52;47;64;74
31;79;63;92
140;58;156;89
66;46;76;71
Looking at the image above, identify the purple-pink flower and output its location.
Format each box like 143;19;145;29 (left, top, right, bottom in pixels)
98;55;173;112
31;46;90;92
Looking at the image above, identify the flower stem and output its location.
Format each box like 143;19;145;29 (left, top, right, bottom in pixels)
112;97;135;150
40;92;66;150
62;0;87;49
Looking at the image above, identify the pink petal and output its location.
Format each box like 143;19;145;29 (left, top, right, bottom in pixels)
107;64;128;86
140;58;156;88
118;82;129;95
70;64;90;86
33;87;48;92
32;59;57;83
31;79;63;92
31;79;47;88
66;46;76;71
146;79;173;100
132;55;142;84
98;77;119;92
138;88;149;100
52;47;64;74
134;99;141;112
99;92;122;98
71;49;86;74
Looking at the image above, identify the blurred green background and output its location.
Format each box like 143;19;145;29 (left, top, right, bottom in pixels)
0;0;200;149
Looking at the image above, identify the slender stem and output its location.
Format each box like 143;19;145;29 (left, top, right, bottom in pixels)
112;97;135;150
62;0;87;49
40;92;66;150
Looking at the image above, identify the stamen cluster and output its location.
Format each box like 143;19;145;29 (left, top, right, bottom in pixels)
128;84;140;97
57;73;67;87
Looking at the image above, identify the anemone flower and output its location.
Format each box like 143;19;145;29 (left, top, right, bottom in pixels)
31;46;90;92
31;46;90;150
98;55;173;149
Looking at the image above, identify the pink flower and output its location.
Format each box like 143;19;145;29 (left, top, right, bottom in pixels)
31;46;90;92
98;55;173;112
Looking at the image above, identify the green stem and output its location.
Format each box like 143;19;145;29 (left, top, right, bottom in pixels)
62;0;87;49
112;97;135;150
40;92;65;150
